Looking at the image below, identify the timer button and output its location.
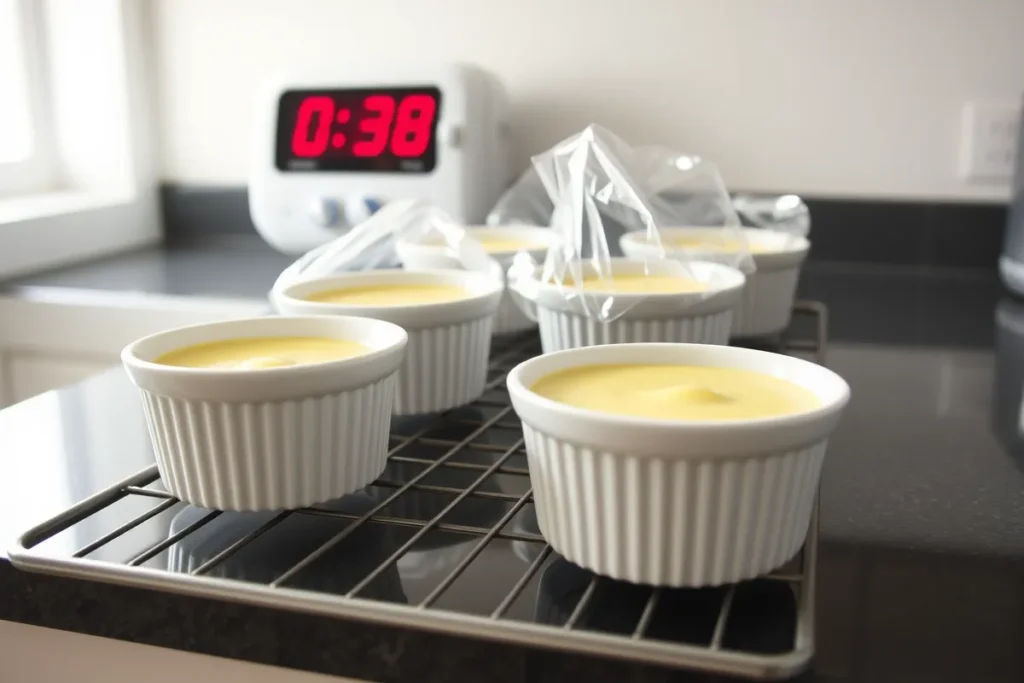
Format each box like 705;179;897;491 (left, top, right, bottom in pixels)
439;124;463;148
307;198;341;228
343;195;384;226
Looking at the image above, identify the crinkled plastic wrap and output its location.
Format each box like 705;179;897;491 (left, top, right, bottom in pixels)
733;194;811;239
487;165;555;228
270;198;494;300
503;125;753;323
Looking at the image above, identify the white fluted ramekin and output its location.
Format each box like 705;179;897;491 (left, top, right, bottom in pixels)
507;342;850;587
274;269;503;415
396;225;557;336
121;315;407;512
620;227;810;338
515;258;745;353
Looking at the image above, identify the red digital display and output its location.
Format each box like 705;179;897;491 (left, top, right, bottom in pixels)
275;87;442;173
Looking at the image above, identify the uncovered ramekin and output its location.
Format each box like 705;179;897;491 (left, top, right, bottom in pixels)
507;342;850;587
274;269;503;415
121;315;408;512
620;227;810;338
396;225;557;336
514;258;745;353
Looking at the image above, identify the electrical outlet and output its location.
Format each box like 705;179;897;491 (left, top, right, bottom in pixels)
960;101;1020;182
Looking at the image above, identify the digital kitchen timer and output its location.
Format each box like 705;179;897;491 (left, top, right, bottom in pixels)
249;64;512;254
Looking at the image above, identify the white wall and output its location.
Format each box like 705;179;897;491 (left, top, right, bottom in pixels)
151;0;1024;202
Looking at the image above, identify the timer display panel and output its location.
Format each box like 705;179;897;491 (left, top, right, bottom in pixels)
275;87;442;173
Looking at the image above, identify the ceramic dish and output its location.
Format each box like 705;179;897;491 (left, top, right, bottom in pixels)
620;227;810;338
121;315;408;512
514;258;745;353
396;225;557;336
274;269;503;415
506;342;850;587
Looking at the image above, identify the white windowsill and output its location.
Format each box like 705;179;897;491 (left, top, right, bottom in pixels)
0;189;134;225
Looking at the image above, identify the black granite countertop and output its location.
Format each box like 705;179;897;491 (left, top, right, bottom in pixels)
0;237;293;302
2;241;1023;682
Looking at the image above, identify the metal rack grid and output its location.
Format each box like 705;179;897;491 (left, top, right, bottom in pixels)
11;300;829;681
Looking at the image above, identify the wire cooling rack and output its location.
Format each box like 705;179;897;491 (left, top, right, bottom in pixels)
10;301;829;680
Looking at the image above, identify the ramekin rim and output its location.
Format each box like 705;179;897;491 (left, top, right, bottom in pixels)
506;342;850;433
520;259;747;300
396;225;559;253
620;227;811;255
275;268;504;314
121;315;409;378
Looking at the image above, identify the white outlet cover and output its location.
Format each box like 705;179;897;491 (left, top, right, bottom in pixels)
960;101;1021;183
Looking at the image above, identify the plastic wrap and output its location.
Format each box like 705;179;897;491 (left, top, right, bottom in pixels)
271;198;493;299
733;193;811;239
486;165;555;228
503;124;752;323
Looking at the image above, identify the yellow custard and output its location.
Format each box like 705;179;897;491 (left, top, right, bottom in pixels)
579;274;706;294
477;236;546;254
531;364;819;421
667;237;769;254
155;337;369;370
421;234;547;254
305;284;471;306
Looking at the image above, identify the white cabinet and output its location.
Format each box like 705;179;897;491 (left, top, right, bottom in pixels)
0;292;269;407
0;621;369;682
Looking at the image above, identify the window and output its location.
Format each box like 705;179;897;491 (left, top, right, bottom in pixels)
0;0;159;281
0;0;55;197
0;0;31;162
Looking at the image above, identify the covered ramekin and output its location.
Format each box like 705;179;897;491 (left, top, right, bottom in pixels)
396;225;557;336
121;315;408;512
515;258;745;353
274;269;503;415
507;342;850;587
620;227;810;338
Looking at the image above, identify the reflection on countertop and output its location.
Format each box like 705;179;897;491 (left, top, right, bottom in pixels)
0;369;157;558
0;238;291;303
993;297;1024;469
536;557;798;655
167;495;407;603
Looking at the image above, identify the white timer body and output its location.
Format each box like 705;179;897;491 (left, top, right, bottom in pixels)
249;64;511;255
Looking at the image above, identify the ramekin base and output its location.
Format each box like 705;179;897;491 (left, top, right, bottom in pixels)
536;308;733;352
494;293;537;336
394;316;495;415
523;423;827;587
141;374;397;511
731;268;802;338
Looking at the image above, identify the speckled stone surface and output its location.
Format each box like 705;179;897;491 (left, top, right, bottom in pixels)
0;561;707;682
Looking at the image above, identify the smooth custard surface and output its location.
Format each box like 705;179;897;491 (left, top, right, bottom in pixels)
530;364;820;421
578;273;706;294
155;337;370;370
305;284;471;306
